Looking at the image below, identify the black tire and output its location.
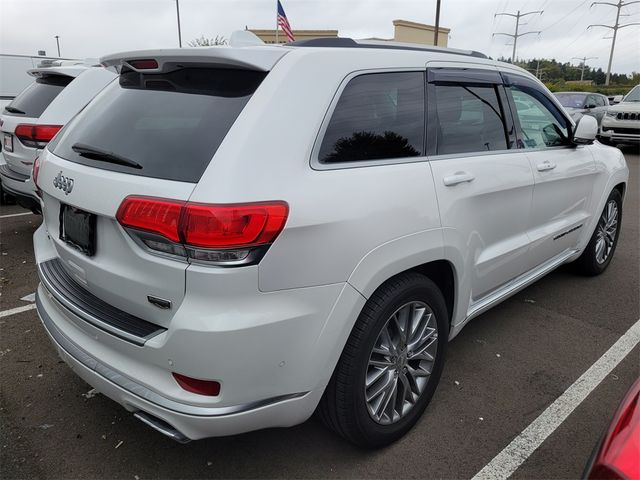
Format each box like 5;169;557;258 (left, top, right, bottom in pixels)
597;136;612;146
573;189;623;276
317;272;448;448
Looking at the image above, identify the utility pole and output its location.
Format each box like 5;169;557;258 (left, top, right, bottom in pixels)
589;1;640;86
572;56;598;81
433;0;442;46
175;0;182;48
493;9;543;63
54;35;60;57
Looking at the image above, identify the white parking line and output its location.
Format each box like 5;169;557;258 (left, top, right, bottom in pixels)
472;318;640;480
20;293;36;302
0;304;37;318
0;212;33;219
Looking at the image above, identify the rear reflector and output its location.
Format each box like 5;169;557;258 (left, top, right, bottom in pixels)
172;373;220;396
116;196;289;266
128;59;158;70
32;156;42;196
15;124;62;148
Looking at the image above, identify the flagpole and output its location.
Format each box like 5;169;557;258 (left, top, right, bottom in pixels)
275;1;279;44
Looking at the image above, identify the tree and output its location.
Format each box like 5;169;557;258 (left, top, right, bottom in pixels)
594;68;606;86
188;35;227;47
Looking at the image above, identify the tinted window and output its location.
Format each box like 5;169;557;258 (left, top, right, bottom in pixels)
318;72;425;163
433;84;508;155
510;86;570;149
4;75;72;117
53;68;266;183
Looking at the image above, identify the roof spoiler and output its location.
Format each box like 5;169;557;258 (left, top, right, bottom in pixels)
99;45;287;73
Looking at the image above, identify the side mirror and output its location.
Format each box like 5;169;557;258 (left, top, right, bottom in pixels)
573;115;598;145
585;104;597;110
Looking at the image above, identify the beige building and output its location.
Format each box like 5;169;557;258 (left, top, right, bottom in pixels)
249;29;339;44
250;19;449;47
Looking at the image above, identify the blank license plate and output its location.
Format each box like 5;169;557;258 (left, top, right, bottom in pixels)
60;205;96;256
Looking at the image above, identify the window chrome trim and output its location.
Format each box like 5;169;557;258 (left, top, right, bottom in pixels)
310;67;427;171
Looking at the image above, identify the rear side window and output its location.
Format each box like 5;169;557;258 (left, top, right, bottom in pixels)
4;75;72;117
52;68;266;183
318;72;425;163
433;83;508;155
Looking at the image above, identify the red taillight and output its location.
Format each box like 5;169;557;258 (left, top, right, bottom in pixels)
15;124;62;147
588;379;640;480
116;196;289;265
116;196;185;243
128;59;158;69
183;202;289;248
172;373;220;396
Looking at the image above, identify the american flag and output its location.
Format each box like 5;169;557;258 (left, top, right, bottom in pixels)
277;0;295;43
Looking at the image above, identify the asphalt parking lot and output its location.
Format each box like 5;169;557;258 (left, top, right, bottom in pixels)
0;147;638;480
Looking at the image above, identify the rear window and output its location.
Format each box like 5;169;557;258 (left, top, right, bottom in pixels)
52;67;266;183
4;75;72;117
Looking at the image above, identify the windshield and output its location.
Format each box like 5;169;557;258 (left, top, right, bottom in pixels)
51;67;266;183
554;93;587;108
623;85;640;102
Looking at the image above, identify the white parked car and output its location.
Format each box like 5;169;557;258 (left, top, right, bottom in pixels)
599;84;640;145
33;39;628;447
1;64;116;211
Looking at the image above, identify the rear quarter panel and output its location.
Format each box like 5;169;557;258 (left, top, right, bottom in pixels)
188;49;445;293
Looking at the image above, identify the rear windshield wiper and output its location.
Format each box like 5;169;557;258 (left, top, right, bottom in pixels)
71;143;142;170
4;106;25;114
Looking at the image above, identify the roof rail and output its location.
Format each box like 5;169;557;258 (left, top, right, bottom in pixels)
287;37;488;59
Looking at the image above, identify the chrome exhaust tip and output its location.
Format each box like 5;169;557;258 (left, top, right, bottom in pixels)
134;411;191;444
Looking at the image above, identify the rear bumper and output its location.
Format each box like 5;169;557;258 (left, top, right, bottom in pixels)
0;163;40;211
36;286;323;440
33;223;366;440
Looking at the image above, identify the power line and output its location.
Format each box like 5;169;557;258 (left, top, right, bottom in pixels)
539;0;590;32
493;9;544;62
589;0;640;85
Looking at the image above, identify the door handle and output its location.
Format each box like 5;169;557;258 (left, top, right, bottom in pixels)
443;171;475;186
537;161;557;172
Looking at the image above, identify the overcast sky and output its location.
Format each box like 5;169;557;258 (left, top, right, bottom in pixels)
1;0;639;74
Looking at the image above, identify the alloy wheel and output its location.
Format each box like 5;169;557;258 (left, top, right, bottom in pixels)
365;301;438;425
595;199;618;264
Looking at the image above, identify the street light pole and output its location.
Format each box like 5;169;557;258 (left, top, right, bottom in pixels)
433;0;442;46
54;35;61;57
572;56;598;81
175;0;183;48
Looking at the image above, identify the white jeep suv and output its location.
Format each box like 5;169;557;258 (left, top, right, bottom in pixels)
1;64;116;212
599;84;640;145
33;38;629;448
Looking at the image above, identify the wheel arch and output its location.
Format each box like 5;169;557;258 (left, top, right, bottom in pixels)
347;229;457;327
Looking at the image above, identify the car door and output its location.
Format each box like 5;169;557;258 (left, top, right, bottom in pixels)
503;73;597;271
427;67;535;304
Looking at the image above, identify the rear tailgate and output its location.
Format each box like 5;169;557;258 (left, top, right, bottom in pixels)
36;49;282;330
37;148;195;327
